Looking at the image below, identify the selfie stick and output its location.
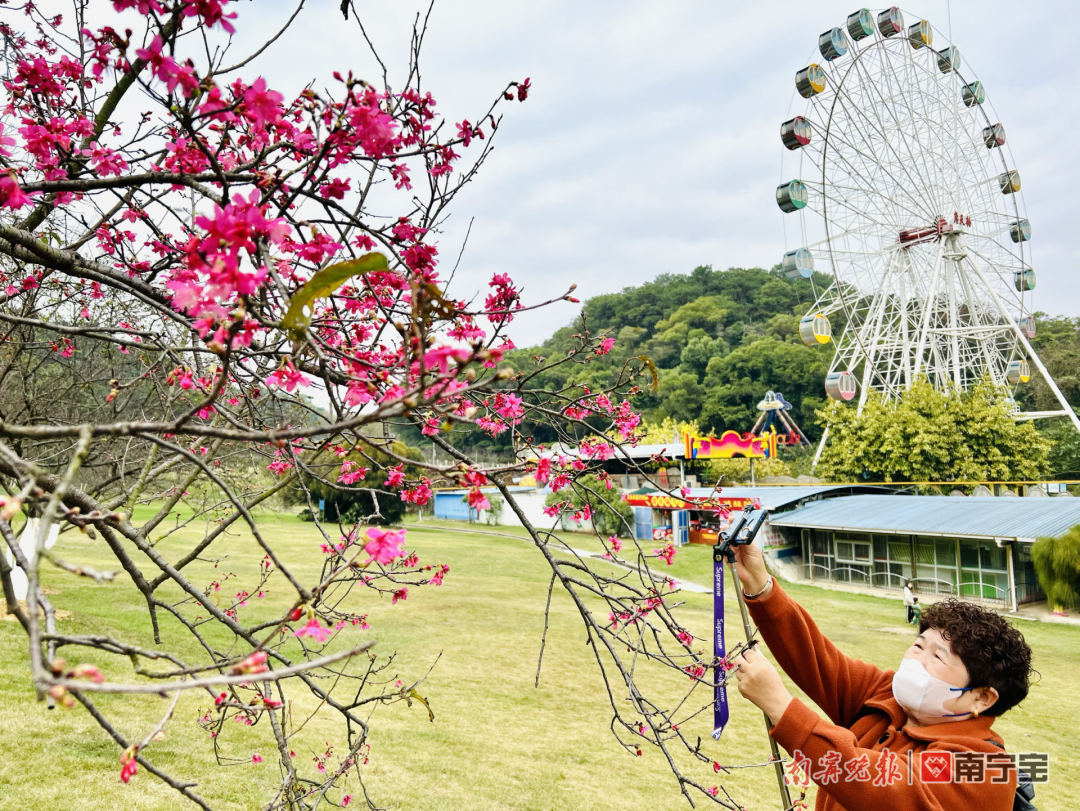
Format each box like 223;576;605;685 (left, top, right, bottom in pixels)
713;505;793;810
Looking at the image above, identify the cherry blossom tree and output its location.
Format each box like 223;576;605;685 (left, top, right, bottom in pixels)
0;2;780;808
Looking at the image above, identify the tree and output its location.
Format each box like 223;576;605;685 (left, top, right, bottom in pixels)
635;416;699;445
1015;315;1080;480
1032;525;1080;610
0;3;540;807
1015;315;1080;414
291;440;424;526
545;474;634;537
0;5;774;809
1044;419;1080;480
482;492;504;525
816;379;1052;483
700;336;828;434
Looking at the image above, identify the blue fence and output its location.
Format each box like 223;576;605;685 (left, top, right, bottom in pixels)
433;492;478;522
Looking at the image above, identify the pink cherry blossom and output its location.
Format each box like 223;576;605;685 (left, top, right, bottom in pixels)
385;465;405;488
0;173;33;209
338;460;369;485
119;747;139;783
654;542;677;566
82;144;128;176
266;361;310;393
318;177;350;200
364;527;406;566
400;479;432;506
181;0;238;33
293;618;333;643
430;563;449;586
467;487;490;512
534;457;552;486
242;78;283;129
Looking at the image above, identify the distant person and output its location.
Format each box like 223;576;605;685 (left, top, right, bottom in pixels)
731;542;1033;809
910;597;923;625
903;580;915;623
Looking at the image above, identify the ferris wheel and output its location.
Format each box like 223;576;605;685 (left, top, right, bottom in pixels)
776;6;1080;441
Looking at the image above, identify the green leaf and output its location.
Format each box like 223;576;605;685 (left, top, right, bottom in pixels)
282;252;389;337
408;689;435;722
635;355;660;394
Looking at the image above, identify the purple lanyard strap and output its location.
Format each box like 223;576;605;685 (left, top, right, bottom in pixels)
711;546;728;740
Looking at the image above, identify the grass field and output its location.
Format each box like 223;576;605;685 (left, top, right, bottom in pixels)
1;511;1076;810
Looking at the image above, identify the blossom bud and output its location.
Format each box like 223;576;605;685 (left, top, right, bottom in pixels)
48;684;74;708
230;651;269;675
49;658;66;676
0;496;23;521
70;663;105;683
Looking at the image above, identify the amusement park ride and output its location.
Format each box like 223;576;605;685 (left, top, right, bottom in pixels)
775;6;1080;463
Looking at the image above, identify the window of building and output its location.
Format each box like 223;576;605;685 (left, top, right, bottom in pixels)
832;532;871;584
912;537;959;595
959;539;1008;603
835;540;871;562
803;529;834;579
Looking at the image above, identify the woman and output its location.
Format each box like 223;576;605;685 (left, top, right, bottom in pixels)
731;542;1033;810
903;580;915;623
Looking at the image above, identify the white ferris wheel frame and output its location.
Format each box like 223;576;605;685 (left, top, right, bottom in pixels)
779;8;1080;446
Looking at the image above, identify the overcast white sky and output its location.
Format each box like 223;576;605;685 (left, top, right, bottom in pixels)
237;2;1078;346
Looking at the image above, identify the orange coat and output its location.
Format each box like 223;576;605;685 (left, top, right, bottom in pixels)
746;581;1016;811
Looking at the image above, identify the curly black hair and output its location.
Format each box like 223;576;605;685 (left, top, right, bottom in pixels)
918;598;1034;716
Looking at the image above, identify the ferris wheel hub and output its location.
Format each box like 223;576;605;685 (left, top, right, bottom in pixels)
898;218;952;245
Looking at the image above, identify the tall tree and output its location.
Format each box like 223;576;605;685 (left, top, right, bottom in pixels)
0;6;787;808
816;380;1052;483
1032;525;1080;610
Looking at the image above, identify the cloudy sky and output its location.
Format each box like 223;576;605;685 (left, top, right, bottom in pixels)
238;2;1077;346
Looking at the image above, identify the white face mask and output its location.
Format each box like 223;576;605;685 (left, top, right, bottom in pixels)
891;658;974;725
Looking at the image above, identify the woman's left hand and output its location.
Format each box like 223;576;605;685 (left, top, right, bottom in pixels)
733;644;794;726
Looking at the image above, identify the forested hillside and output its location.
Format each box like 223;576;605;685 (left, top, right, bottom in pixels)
507;264;836;437
434;263;1079;479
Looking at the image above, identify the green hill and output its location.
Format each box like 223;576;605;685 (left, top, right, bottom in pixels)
508;264;835;438
505;265;1079;479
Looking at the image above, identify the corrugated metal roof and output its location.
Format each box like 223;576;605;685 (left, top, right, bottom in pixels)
770;495;1080;540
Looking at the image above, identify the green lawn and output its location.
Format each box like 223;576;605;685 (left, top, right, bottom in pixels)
1;512;1076;810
